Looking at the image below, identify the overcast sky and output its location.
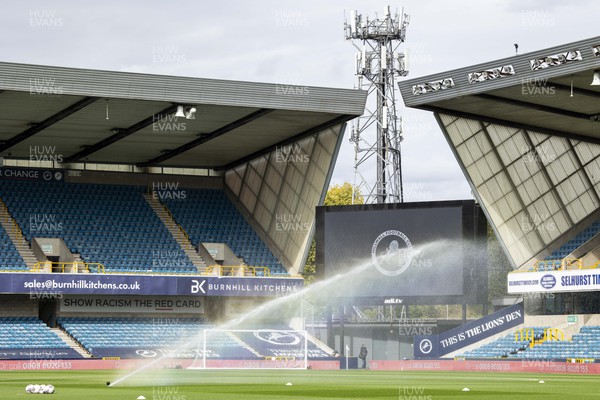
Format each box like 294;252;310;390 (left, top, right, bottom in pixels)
2;0;597;201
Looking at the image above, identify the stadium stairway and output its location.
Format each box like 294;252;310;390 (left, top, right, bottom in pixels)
143;193;206;273
50;328;92;358
0;197;36;269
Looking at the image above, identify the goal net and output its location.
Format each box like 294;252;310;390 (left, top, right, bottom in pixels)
188;329;309;370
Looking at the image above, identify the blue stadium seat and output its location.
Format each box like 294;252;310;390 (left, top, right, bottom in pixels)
0;317;69;349
547;221;600;262
0;181;196;274
162;188;286;275
59;317;330;360
0;223;27;270
458;325;600;360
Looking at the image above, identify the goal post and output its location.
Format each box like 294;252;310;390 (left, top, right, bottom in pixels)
189;328;309;370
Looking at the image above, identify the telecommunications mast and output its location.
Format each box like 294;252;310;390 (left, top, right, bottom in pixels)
345;6;409;204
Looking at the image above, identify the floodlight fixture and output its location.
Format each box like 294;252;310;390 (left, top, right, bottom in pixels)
174;105;196;119
591;71;600;86
185;107;197;120
174;105;186;118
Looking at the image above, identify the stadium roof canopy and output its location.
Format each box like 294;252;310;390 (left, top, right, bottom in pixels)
399;36;600;269
0;61;366;170
0;62;367;275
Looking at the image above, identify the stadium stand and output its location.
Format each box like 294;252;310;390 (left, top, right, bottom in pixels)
203;331;260;360
58;317;206;352
58;317;330;359
459;327;548;359
0;317;69;349
535;221;600;271
460;328;544;358
233;330;332;359
0;224;27;271
0;181;285;275
509;326;600;360
458;326;600;360
162;188;286;275
459;335;528;359
0;180;197;274
549;222;600;259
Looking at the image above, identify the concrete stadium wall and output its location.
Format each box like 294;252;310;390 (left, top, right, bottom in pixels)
0;295;38;317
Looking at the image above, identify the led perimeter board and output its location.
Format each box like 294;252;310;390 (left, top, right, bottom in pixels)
315;200;488;305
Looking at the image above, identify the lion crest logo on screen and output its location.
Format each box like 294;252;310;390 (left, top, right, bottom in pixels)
253;331;300;346
371;230;414;276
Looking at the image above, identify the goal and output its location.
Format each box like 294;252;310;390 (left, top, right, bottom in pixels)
189;329;309;370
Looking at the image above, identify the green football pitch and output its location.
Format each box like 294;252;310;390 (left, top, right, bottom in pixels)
2;369;600;399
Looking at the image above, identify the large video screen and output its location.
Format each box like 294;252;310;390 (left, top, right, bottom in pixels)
315;200;487;305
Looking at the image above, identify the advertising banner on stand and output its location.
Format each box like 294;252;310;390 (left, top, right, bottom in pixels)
0;273;303;297
414;303;524;358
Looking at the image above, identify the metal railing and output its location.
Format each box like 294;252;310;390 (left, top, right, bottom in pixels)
203;265;271;277
161;203;194;251
31;261;105;274
531;257;586;272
